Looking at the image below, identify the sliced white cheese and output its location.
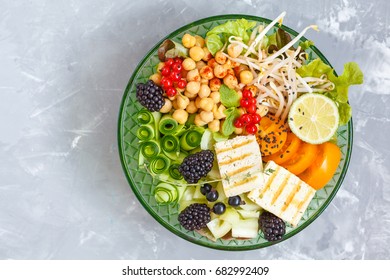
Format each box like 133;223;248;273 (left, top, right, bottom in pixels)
215;135;264;197
248;161;316;227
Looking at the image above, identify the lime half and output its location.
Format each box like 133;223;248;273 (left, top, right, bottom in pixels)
288;93;339;144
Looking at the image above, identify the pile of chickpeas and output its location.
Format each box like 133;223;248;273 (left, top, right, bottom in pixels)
149;33;260;134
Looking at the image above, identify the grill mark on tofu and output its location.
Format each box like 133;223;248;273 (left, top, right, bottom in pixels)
215;138;254;154
281;183;301;212
271;173;291;205
225;175;258;190
225;164;255;177
219;153;252;166
259;166;280;197
292;190;314;224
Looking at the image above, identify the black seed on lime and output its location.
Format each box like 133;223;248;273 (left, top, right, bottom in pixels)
213;202;226;215
206;189;218;202
200;183;212;195
228;195;241;207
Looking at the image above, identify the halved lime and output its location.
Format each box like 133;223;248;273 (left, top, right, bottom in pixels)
288;93;339;144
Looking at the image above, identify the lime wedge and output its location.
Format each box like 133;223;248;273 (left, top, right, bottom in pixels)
288;93;339;144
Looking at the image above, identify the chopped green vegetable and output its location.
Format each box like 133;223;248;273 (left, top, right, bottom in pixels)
140;140;161;159
299;40;314;50
149;154;171;175
220;84;240;108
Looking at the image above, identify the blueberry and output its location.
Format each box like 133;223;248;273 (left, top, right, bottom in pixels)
206;189;218;202
228;195;241;207
212;202;226;215
200;183;212;195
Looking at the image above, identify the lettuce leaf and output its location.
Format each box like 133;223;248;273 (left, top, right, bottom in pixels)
219;84;240;108
296;58;363;126
206;19;256;55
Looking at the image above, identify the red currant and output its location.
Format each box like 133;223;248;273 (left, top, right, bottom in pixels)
161;66;170;77
177;79;187;89
172;63;183;73
166;87;177;97
247;104;257;114
165;58;174;67
170;71;181;82
252;113;261;124
161;77;173;89
234;118;244;128
246;124;258;134
249;97;257;105
242;89;252;98
174;57;182;64
241;114;252;126
240;98;250;108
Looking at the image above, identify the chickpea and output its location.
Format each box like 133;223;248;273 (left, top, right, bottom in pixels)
159;98;172;113
186;100;198;114
156;62;165;73
209;77;222;92
172;109;188;125
194;114;207;127
182;33;196;48
215;51;227;64
189;46;205;62
172;99;179;110
223;74;238;89
238;107;246;116
213;104;226;119
237;90;243;99
240;70;254;84
208;119;220;132
199;66;214;80
198;84;211;98
186;81;200;95
214;64;228;79
195;96;202;108
234;127;243;135
210;91;220;104
177;94;190;109
233;64;249;77
227;43;243;58
184;90;197;99
194;35;205;47
199;97;214;112
149;73;162;85
200;111;213;124
226;68;235;76
202;47;212;61
230;59;241;67
196;60;207;70
244;85;259;95
207;58;218;69
182;58;196;71
186;69;200;82
223;59;233;69
200;78;209;84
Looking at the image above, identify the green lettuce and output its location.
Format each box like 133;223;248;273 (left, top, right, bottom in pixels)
205;19;256;55
297;58;363;126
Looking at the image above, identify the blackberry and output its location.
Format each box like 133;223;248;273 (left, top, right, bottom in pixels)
178;203;211;231
178;150;214;183
136;80;165;112
259;211;286;241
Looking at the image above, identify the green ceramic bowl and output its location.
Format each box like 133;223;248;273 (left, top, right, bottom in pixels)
118;15;353;250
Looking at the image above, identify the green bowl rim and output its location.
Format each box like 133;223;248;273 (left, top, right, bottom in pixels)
117;14;353;251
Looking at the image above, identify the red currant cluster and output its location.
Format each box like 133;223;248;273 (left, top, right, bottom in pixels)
234;89;261;135
160;57;187;97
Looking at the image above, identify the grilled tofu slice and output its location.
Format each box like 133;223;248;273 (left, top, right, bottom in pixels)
215;135;264;197
248;161;316;227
